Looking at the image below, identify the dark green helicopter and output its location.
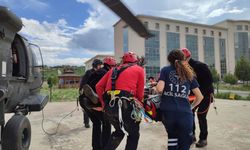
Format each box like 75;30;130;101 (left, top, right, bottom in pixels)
0;6;48;150
0;0;150;149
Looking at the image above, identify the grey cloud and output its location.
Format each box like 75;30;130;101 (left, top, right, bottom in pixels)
69;28;114;52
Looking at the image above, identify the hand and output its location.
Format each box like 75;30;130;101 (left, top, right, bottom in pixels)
92;107;104;112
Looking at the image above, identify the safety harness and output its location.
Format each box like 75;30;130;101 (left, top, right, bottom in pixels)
108;64;146;135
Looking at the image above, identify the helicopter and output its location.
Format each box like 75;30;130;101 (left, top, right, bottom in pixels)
0;6;48;150
0;1;148;149
100;0;153;39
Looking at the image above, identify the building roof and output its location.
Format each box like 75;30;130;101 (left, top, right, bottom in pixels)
114;14;230;30
214;19;250;25
84;54;114;65
58;73;80;77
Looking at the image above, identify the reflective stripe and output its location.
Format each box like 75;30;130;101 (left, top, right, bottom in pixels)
168;138;178;142
168;143;178;146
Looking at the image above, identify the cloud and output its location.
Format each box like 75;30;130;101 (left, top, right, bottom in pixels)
20;18;85;66
70;29;113;51
16;0;249;66
46;57;90;66
208;7;246;18
0;0;48;11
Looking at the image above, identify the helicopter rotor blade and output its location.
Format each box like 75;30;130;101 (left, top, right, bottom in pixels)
100;0;154;39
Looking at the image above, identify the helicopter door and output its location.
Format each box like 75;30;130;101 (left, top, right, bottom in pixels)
11;35;28;78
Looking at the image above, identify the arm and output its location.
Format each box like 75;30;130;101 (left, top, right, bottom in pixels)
156;80;165;94
191;88;203;109
79;70;91;90
136;67;145;102
156;67;166;94
96;70;110;109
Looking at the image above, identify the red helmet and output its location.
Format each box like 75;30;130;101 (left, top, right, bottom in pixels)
181;48;191;59
122;51;138;63
103;57;116;66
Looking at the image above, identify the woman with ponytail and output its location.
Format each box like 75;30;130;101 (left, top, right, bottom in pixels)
156;49;203;150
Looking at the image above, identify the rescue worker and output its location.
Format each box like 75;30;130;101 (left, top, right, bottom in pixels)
96;51;145;150
79;59;103;128
181;48;214;148
156;49;203;150
79;57;116;150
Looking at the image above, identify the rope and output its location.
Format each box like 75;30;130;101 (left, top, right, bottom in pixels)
41;106;78;136
118;99;128;136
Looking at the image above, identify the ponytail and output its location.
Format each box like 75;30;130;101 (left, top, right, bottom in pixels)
174;60;195;82
167;49;195;82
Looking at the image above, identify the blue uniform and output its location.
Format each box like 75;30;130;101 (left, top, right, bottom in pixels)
159;65;199;150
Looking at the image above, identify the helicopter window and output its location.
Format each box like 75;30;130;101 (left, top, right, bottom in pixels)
29;44;43;67
11;35;27;77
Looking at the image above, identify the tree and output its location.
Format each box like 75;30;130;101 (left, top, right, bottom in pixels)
223;73;238;85
211;68;220;93
235;56;250;84
47;75;58;101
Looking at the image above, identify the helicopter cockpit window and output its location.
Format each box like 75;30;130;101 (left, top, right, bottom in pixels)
29;44;43;67
11;35;27;77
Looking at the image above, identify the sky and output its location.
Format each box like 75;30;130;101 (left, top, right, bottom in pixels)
0;0;249;66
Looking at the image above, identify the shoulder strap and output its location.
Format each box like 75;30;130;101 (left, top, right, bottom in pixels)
111;64;134;90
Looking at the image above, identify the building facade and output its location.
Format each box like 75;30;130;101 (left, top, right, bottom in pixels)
114;15;250;78
58;68;81;89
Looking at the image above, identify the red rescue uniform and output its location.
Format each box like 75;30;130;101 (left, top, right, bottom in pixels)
96;64;145;107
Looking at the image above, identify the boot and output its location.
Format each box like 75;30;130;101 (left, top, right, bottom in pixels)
82;84;99;104
196;140;207;148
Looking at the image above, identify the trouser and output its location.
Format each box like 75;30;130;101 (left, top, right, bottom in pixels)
84;105;111;150
103;93;140;150
193;94;212;140
162;111;193;150
83;110;90;125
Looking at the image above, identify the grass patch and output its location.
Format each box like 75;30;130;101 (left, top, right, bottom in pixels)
40;86;78;102
215;92;250;101
217;83;250;91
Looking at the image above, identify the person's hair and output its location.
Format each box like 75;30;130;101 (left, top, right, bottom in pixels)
167;49;195;82
148;76;155;80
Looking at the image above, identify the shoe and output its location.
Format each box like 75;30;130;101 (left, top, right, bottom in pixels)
196;140;207;148
82;84;99;104
85;124;90;128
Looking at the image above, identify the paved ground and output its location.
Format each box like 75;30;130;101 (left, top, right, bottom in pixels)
4;99;250;150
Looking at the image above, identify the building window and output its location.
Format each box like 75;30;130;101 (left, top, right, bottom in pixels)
194;28;198;34
185;27;189;33
145;30;160;78
237;25;243;30
211;31;214;36
123;27;129;52
155;23;159;29
176;26;180;32
203;36;215;69
144;21;148;28
219;39;227;76
186;35;198;60
166;24;170;30
234;32;250;61
245;25;249;31
219;32;222;37
203;29;206;35
167;32;180;54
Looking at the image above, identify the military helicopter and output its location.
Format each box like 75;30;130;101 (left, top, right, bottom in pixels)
0;6;48;150
0;1;148;149
100;0;153;39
